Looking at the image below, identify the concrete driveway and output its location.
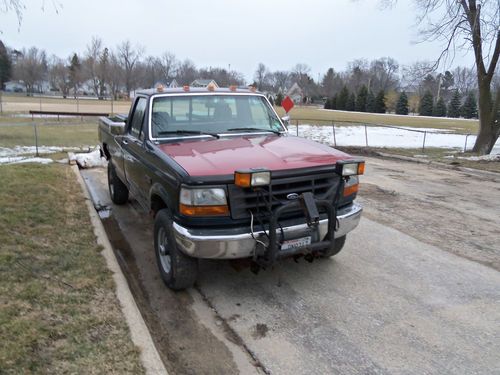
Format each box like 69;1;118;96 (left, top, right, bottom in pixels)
80;157;500;375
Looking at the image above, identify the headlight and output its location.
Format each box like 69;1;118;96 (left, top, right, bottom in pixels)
179;187;229;216
335;160;365;176
234;169;271;187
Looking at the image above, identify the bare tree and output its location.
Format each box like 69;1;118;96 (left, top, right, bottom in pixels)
176;59;197;85
452;66;477;94
270;70;290;93
48;55;70;97
107;52;123;100
369;57;399;92
158;52;178;83
117;40;144;94
14;46;47;95
83;36;103;97
254;63;269;91
385;0;499;154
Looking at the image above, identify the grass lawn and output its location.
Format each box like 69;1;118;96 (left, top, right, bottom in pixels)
0;164;145;374
275;106;479;134
0;116;99;148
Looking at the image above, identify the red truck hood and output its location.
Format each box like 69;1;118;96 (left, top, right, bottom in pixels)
158;135;352;176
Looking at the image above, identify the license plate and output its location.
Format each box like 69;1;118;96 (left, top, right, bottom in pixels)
280;236;312;251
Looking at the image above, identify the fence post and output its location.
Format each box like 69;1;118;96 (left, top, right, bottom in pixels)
39;95;42;111
422;131;427;152
34;122;39;157
296;120;299;136
76;95;79;113
111;97;114;115
464;134;470;152
332;122;337;147
0;90;3;114
364;124;368;147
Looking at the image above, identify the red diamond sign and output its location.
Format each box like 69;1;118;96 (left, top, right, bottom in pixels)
282;96;294;113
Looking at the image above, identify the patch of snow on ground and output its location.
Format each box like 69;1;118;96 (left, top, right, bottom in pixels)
290;124;498;151
458;154;500;161
0;156;53;165
74;148;107;168
0;146;89;157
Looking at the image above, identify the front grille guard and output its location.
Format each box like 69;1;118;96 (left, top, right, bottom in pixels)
252;179;344;267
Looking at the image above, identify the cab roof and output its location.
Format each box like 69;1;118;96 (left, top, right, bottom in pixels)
135;87;262;97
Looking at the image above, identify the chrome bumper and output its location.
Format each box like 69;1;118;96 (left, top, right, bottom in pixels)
173;203;363;259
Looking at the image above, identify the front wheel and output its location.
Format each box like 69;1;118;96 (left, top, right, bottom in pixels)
154;209;198;290
319;235;346;258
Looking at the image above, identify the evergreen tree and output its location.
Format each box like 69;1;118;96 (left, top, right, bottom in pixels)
448;90;461;118
355;85;368;112
275;92;283;106
374;90;386;113
434;97;447;117
0;40;12;90
461;91;478;119
395;91;409;115
346;93;356;111
68;53;81;96
366;90;376;112
324;97;332;109
337;86;349;110
419;91;434;116
331;94;337;110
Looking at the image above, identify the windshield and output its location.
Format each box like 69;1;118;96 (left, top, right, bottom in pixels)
150;94;284;138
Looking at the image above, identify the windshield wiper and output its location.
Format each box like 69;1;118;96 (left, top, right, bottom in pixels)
226;127;282;135
157;130;220;139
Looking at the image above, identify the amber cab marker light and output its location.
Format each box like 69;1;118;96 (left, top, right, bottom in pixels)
207;83;216;91
183;85;190;92
357;162;365;175
180;204;229;216
229;85;237;92
156;84;164;93
234;172;252;188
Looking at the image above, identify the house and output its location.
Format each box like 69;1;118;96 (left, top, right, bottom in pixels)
4;81;25;93
286;82;303;103
168;79;179;88
190;79;219;88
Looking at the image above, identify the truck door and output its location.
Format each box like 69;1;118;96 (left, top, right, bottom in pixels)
122;96;149;208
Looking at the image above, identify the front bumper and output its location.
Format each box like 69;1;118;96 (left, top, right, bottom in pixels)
172;202;362;259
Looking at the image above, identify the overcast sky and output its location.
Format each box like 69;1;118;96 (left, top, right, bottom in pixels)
1;0;475;82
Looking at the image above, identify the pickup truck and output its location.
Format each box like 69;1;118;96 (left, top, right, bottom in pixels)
99;86;364;290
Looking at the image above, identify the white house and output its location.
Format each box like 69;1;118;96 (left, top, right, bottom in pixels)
190;79;219;88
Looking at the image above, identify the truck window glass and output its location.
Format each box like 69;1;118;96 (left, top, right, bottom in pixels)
151;95;283;138
129;97;147;139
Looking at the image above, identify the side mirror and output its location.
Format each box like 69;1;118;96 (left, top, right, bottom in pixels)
281;115;290;126
110;122;125;135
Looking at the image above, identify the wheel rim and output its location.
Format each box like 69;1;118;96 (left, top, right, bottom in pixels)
157;227;171;274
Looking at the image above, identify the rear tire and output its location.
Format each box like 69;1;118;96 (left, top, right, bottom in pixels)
319;235;346;258
108;162;129;205
154;209;198;290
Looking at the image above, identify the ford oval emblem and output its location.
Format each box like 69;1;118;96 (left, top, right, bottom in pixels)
286;193;299;200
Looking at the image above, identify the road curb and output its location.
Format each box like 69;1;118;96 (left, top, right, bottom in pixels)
71;165;168;375
376;152;500;180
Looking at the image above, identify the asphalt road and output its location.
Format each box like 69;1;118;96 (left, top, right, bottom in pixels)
80;157;500;375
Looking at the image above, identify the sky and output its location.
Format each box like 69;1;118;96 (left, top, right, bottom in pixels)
1;0;475;82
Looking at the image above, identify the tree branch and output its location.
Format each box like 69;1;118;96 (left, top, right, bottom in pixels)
486;31;500;81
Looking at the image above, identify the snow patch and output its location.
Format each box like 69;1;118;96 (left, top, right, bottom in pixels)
458;154;500;162
0;146;89;157
0;156;53;165
74;148;107;169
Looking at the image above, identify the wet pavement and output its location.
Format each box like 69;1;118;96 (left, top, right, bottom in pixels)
80;161;500;375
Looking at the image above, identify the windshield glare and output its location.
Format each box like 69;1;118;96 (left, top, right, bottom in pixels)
151;95;284;138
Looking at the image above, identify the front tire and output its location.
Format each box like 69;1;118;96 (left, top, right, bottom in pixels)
319;235;346;258
154;209;198;290
108;162;129;205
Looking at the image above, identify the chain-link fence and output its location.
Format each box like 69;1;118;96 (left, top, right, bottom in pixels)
287;120;474;152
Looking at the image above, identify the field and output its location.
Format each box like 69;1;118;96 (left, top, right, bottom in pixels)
0;164;144;373
0;117;98;148
276;106;479;133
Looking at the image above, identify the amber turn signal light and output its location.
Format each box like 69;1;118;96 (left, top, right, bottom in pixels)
179;204;229;216
234;169;271;188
